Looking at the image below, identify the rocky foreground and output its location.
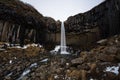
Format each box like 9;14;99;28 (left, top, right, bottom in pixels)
0;35;120;80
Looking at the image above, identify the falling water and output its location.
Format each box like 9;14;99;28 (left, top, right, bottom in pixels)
60;22;69;54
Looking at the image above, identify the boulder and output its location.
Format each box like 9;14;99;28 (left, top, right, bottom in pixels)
71;57;84;66
104;72;117;80
98;54;115;62
66;69;87;80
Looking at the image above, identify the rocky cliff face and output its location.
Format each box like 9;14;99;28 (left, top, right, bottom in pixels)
0;0;62;48
0;0;48;46
0;0;120;49
67;0;120;36
44;17;61;43
65;0;120;47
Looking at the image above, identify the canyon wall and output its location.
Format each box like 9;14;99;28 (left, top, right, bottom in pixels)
0;0;120;49
0;0;48;46
65;0;120;38
64;0;120;49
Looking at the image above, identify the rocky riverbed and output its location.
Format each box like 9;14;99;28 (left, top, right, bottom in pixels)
0;35;120;80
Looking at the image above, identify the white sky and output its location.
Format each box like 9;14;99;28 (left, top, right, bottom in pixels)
21;0;105;21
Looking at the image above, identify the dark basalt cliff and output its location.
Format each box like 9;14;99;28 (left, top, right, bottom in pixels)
0;0;60;47
64;0;120;49
65;0;120;38
0;0;46;46
0;0;120;49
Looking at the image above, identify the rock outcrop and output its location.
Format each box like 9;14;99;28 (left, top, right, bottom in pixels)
0;0;60;47
0;34;120;80
66;0;120;37
0;0;120;49
44;17;61;44
65;0;120;48
0;0;47;46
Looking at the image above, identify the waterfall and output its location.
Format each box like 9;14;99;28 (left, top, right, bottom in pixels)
60;22;69;54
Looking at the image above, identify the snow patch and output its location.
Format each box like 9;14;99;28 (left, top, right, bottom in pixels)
54;45;60;52
40;58;48;62
9;43;42;49
17;69;30;80
54;75;58;79
105;66;119;75
9;60;12;64
7;72;13;77
50;45;60;54
22;69;30;76
30;63;37;68
17;62;38;80
97;39;107;44
15;46;22;49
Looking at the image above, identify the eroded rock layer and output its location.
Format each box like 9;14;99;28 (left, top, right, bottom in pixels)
65;0;120;48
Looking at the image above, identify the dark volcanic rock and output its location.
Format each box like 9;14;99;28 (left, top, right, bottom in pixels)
1;0;120;49
0;34;120;80
0;0;61;47
65;0;120;45
63;0;120;49
0;0;47;45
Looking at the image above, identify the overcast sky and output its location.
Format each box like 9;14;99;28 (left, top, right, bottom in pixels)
21;0;105;21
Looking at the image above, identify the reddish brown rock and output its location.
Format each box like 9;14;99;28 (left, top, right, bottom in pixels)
104;72;117;80
66;69;87;80
98;54;115;62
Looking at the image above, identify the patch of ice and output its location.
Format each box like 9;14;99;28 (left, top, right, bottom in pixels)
14;57;17;59
31;43;37;47
15;46;22;48
38;45;42;48
54;75;58;79
50;45;60;54
105;66;119;75
5;43;10;46
40;58;48;62
61;51;70;54
97;39;107;44
66;63;69;66
54;45;60;52
115;39;119;43
22;69;30;76
7;72;13;77
31;43;42;48
30;63;37;68
22;45;28;49
51;45;60;52
21;44;42;49
17;69;30;80
9;60;12;64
